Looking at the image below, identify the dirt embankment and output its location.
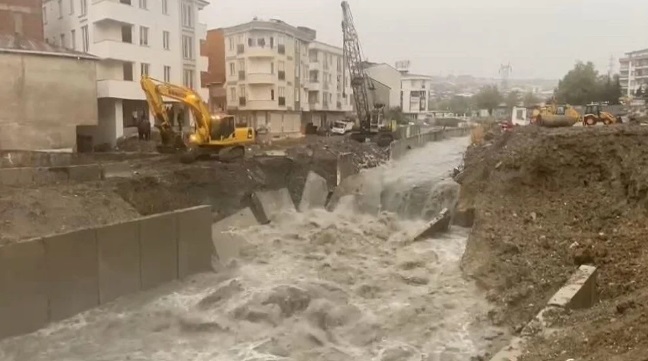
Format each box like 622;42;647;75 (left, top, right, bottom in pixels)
457;125;648;360
0;137;388;244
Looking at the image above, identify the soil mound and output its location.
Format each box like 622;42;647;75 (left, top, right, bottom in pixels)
458;125;648;360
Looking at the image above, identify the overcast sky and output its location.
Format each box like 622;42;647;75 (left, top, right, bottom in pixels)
200;0;648;79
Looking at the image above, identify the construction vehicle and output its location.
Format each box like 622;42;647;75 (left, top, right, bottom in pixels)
530;103;580;127
341;1;395;147
140;76;255;163
582;103;621;126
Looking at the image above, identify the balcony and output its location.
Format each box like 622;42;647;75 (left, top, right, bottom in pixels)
92;0;141;25
308;80;321;91
245;100;278;109
92;40;156;64
247;73;275;84
97;79;145;99
246;46;275;58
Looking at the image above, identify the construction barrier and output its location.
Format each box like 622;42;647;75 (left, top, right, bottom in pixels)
0;205;214;340
389;127;471;160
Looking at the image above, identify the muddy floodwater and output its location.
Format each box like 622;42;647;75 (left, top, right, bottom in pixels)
0;137;503;361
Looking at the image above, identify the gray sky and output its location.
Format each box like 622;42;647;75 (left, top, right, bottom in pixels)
200;0;648;79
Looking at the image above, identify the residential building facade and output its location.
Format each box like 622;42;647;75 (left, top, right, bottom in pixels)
222;19;316;137
363;62;402;109
43;0;209;147
0;0;44;40
401;73;433;120
620;48;648;96
305;41;352;129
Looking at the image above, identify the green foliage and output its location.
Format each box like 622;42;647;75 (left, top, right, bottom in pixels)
385;106;409;124
447;96;472;115
504;90;520;109
473;85;503;115
555;61;622;105
522;91;541;107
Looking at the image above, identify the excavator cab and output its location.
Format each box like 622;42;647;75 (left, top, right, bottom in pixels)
209;114;236;141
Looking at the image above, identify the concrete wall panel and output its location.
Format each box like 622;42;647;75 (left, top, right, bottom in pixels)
139;213;178;290
176;206;214;278
336;152;357;186
0;239;48;339
251;188;296;224
44;229;99;321
97;221;141;304
212;207;259;266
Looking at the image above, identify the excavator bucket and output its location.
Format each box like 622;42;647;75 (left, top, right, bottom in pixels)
156;127;187;153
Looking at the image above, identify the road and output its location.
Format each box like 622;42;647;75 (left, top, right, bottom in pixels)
0;136;502;361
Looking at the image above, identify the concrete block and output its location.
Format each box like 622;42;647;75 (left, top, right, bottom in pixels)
548;265;598;309
44;229;99;321
68;164;103;182
413;208;451;241
212;207;259;266
336;152;357;185
0;239;48;339
102;162;133;178
299;171;329;211
0;167;34;186
97;221;141;304
327;173;382;215
250;188;296;224
33;167;69;185
139;212;178;290
176;206;214;278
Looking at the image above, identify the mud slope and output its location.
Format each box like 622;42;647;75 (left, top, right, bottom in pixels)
458;125;648;360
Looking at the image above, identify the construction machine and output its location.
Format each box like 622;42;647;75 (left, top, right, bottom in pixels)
341;1;395;147
140;76;255;163
530;103;580;127
582;103;621;126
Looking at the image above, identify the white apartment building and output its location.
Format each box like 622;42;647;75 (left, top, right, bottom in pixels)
401;73;433;120
43;0;209;146
306;41;353;128
222;19;315;137
620;48;648;97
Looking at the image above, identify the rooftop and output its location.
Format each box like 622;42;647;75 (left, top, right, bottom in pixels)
221;19;316;42
0;34;98;60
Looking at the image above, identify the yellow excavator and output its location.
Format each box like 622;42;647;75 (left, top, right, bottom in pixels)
530;103;580;127
582;103;620;126
140;76;255;163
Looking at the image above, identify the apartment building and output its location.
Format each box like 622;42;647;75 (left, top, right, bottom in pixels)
201;28;226;112
362;62;402;109
305;41;353;128
222;19;316;137
401;73;433;120
620;48;648;97
43;0;209;147
0;0;44;40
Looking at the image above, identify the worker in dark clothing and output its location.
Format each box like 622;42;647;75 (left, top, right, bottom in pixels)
137;111;151;141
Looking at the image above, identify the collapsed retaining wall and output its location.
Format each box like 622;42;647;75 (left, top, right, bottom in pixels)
390;127;471;160
0;205;213;340
0;162;134;186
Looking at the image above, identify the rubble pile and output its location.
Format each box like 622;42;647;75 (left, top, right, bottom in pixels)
457;125;648;360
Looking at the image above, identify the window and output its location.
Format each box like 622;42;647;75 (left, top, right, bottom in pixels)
139;26;149;46
270;89;275;100
164;66;171;82
183;69;194;88
228;37;234;51
69;0;74;14
294;88;300;102
238;59;245;72
58;0;62;18
139;0;147;9
70;29;76;50
181;2;194;27
278;87;286;106
81;25;88;52
229;63;235;76
163;31;170;50
141;63;150;76
230;87;236;101
278;61;285;80
162;0;168;14
43;6;47;24
80;0;87;16
239;85;246;100
60;33;65;47
182;35;193;59
270;62;274;74
123;62;133;81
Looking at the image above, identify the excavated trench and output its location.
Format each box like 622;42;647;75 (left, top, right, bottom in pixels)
0;137;504;361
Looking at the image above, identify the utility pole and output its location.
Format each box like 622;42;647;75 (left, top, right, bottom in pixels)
499;63;512;92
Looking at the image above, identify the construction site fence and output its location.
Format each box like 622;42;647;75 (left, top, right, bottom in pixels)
389;127;471;160
0;205;214;340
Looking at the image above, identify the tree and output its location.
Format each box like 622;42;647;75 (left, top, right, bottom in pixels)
504;90;521;109
385;106;408;124
555;61;622;105
447;95;472;115
472;85;503;115
522;91;541;107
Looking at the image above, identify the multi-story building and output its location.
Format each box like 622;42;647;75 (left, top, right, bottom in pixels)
43;0;209;146
201;28;226;112
305;41;352;128
0;0;44;40
362;62;402;109
401;73;433;120
620;48;648;96
222;19;316;136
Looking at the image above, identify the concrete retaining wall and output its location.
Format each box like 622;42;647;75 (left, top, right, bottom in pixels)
0;205;214;340
390;127;471;160
0;150;156;168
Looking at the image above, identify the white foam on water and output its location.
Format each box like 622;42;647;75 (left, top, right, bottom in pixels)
0;137;501;361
